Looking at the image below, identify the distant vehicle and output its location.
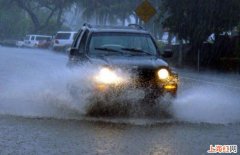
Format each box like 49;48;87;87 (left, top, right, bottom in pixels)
16;40;24;47
23;35;52;48
68;24;178;102
52;31;77;52
37;38;52;49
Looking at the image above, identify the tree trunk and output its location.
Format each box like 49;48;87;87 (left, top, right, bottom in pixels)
14;0;58;33
167;32;172;45
95;13;99;25
197;48;200;72
122;14;126;26
57;7;63;27
14;0;41;33
136;16;139;24
178;39;183;67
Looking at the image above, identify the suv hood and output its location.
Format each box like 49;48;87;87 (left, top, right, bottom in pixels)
88;55;168;69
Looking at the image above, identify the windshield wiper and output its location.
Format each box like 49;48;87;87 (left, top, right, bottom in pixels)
121;48;153;56
95;47;123;54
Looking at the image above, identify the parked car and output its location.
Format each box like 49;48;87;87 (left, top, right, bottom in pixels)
52;31;77;52
16;40;24;47
23;35;52;48
68;24;178;102
37;37;52;49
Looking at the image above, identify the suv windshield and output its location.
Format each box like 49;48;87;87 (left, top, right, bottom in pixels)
89;32;157;56
36;36;51;41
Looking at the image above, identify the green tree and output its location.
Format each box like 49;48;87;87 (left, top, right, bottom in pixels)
0;0;31;39
13;0;75;33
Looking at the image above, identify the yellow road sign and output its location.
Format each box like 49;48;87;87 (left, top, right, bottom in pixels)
135;0;157;23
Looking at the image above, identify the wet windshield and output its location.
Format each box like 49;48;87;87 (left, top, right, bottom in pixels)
89;33;157;56
36;36;51;41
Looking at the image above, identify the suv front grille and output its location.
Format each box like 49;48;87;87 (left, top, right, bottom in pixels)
129;68;158;87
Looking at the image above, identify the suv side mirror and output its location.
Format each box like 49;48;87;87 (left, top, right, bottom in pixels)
69;48;88;61
162;49;173;58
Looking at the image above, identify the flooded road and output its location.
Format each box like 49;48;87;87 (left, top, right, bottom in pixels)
0;47;240;154
1;115;240;155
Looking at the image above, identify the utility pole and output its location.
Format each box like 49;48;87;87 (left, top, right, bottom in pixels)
197;49;200;72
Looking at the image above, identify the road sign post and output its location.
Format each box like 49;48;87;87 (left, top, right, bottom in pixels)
135;0;156;23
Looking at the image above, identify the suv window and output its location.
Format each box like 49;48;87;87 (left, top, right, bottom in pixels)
73;33;78;40
79;30;89;52
55;33;71;39
31;36;35;41
72;30;83;48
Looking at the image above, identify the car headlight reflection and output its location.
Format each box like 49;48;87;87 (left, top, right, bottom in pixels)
95;68;123;85
158;68;170;80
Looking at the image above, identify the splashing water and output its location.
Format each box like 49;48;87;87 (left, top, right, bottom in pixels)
171;78;240;124
0;47;98;118
0;47;240;124
0;47;144;119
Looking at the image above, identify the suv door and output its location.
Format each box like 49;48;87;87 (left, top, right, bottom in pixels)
70;29;89;55
68;29;89;63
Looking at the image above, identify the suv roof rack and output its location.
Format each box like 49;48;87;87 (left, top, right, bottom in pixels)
128;24;144;30
82;23;145;30
83;23;92;28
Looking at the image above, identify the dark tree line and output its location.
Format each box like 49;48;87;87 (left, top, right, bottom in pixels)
160;0;240;70
1;0;240;44
161;0;240;47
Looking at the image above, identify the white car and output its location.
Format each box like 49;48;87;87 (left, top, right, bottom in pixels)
16;40;24;47
23;35;52;48
53;31;77;51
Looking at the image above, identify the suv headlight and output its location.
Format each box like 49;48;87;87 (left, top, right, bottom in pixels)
158;68;170;80
95;67;122;84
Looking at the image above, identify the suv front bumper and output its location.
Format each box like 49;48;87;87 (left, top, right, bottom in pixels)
94;74;178;98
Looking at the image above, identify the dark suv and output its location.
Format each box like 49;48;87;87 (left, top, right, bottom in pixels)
68;24;178;100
